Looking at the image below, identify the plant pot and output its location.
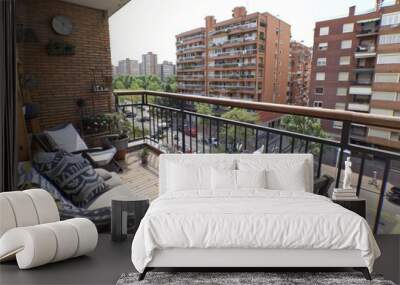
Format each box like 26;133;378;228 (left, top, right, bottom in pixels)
116;149;127;161
108;136;129;161
110;137;129;151
141;157;148;166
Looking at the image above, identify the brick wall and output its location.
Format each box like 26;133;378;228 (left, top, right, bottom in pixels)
16;0;113;130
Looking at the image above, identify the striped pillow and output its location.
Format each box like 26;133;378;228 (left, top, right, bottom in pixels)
34;150;108;208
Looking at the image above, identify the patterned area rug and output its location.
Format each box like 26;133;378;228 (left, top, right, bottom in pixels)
116;272;395;285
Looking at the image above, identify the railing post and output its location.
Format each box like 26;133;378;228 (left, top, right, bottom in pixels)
335;121;351;188
374;159;391;234
180;99;186;153
141;94;145;140
114;92;119;112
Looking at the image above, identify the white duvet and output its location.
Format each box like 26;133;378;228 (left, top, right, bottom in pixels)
131;190;380;273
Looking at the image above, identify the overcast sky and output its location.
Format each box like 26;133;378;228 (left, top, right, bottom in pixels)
109;0;377;65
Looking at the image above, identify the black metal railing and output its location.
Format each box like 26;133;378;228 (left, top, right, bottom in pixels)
114;90;400;235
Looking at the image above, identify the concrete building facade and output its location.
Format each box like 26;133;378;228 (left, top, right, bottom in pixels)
141;52;158;75
176;6;291;122
116;58;140;76
310;0;400;149
157;61;176;80
288;41;312;105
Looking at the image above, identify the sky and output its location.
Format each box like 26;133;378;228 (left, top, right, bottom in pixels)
109;0;377;65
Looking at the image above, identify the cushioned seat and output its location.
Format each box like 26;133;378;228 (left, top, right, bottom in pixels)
43;123;119;169
0;189;98;269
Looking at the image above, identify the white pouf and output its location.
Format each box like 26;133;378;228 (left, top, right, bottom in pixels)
0;189;98;269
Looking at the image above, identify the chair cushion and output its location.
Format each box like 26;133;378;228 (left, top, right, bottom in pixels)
45;123;88;153
94;168;113;181
86;147;117;166
33;151;108;208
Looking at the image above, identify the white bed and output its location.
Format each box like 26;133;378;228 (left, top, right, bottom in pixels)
131;154;380;280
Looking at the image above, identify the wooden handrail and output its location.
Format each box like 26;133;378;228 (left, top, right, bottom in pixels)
114;90;400;131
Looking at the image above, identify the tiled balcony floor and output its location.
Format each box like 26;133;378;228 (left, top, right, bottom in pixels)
118;151;159;201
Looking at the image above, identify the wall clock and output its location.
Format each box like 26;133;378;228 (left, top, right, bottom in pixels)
52;15;73;36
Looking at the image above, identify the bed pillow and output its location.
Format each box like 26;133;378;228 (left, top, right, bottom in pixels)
265;162;308;191
211;168;237;191
236;169;267;189
167;162;211;192
238;158;309;192
33;150;108;208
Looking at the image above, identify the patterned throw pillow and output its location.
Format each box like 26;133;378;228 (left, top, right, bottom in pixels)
34;150;108;208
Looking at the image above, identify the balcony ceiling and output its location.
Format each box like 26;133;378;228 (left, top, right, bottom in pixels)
62;0;131;16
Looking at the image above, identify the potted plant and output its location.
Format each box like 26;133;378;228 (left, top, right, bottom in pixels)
104;112;131;160
139;147;150;166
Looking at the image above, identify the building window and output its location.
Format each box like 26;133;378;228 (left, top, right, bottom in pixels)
319;27;329;36
371;91;398;101
368;128;391;140
317;58;327;66
381;12;400;26
342;23;354;33
313;101;323;107
374;73;400;83
339;56;351;65
333;103;346;129
316;72;326;81
315;87;324;95
370;108;394;116
337;87;347;96
338;72;349;81
379;33;400;45
341;40;352;49
318;42;328;51
377;53;400;64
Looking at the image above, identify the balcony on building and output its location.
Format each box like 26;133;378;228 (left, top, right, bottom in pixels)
177;55;204;63
208;20;258;37
351;71;374;88
356;18;380;38
354;57;376;73
355;45;377;58
347;103;371;112
349;86;373;96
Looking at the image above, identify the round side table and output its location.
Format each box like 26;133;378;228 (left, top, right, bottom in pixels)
111;197;149;242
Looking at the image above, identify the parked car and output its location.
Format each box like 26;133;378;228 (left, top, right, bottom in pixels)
158;122;170;130
139;116;150;123
386;186;400;206
203;137;218;146
184;127;197;137
125;111;136;118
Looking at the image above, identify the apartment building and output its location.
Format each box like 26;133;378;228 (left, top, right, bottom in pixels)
157;61;176;80
288;41;312;105
141;52;158;75
116;58;140;76
176;7;291;121
310;0;400;149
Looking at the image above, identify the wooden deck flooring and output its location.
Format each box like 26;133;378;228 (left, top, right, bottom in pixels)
119;151;159;201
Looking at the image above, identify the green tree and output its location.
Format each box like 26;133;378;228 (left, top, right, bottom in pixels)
222;108;259;123
221;108;260;152
281;115;326;138
114;80;125;90
194;103;214;116
163;76;177;93
281;115;327;153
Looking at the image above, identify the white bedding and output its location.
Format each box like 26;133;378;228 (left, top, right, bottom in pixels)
131;190;380;273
